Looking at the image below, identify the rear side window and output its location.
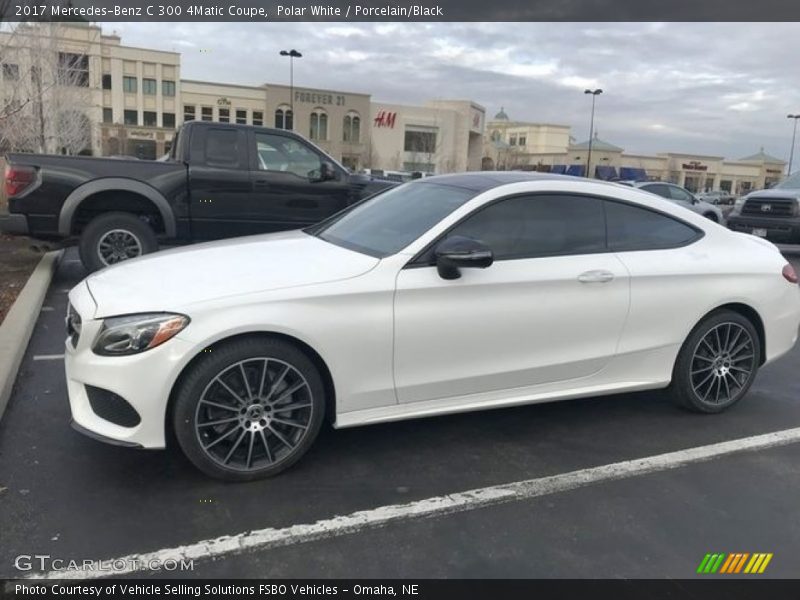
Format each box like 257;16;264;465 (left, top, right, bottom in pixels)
448;194;606;260
204;129;243;169
605;200;700;251
639;183;670;199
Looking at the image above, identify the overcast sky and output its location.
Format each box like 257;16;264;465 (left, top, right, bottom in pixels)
101;21;800;160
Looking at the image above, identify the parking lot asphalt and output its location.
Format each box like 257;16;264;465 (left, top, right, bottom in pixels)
0;247;799;579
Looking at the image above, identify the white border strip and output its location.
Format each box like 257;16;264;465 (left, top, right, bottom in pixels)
32;426;800;580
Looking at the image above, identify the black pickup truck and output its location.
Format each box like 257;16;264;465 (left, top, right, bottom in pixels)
1;121;395;271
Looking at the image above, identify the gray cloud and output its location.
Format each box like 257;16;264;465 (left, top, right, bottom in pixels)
103;21;800;160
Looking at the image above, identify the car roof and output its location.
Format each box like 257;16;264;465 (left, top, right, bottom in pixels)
416;171;595;193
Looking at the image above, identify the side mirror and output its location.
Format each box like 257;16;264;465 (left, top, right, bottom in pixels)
319;161;337;182
434;236;494;280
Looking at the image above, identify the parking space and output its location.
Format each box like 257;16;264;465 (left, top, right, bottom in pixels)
0;248;799;578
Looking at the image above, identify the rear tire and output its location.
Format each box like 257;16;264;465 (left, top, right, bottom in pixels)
173;338;326;481
669;309;761;413
79;212;158;272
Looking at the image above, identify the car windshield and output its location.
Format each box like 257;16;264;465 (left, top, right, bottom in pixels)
308;181;476;258
776;171;800;190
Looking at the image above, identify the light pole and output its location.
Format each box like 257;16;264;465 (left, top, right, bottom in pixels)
584;89;603;178
279;49;302;129
787;114;800;176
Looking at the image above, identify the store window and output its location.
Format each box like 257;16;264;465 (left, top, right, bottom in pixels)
163;112;176;129
143;111;157;127
101;74;112;90
102;108;113;123
310;109;328;141
123;76;137;93
123;110;138;126
201;107;213;121
143;78;157;95
236;109;247;124
162;80;176;97
57;53;89;86
218;108;230;123
184;105;196;121
343;112;361;143
274;105;292;130
253;111;264;126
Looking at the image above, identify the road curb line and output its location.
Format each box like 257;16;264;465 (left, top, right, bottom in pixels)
0;249;64;422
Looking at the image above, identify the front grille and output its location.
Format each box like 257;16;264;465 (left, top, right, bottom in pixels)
66;303;81;348
86;385;141;427
742;198;797;217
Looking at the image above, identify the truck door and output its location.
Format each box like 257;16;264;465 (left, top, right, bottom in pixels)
187;125;253;240
248;130;351;230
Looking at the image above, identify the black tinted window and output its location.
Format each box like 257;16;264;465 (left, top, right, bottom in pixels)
606;201;699;251
205;129;241;168
449;194;606;260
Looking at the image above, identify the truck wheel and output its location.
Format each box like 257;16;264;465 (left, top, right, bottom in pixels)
79;212;158;272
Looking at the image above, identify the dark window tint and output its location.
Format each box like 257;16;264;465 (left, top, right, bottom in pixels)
204;129;241;168
448;194;606;260
143;111;157;127
123;110;138;126
162;112;175;129
606;201;699;251
102;74;112;89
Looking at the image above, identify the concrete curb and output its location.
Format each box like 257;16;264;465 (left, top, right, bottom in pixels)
0;249;64;422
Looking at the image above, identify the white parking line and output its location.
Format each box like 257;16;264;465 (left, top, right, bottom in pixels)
31;426;800;580
32;354;65;361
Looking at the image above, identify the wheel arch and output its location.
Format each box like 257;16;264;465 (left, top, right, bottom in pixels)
165;331;337;447
693;302;766;366
59;179;176;237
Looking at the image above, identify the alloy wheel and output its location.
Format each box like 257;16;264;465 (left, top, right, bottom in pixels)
194;358;314;472
97;228;143;265
690;322;756;406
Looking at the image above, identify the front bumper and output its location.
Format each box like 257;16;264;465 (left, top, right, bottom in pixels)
727;215;800;243
0;213;30;235
65;283;197;448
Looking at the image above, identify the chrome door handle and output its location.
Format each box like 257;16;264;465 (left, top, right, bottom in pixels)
577;270;615;283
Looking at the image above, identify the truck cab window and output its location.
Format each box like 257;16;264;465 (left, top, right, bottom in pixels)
255;133;322;179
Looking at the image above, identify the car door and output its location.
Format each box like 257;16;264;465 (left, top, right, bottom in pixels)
187;126;253;240
393;193;631;404
249;131;352;230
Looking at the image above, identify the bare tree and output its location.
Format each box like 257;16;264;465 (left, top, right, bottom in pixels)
0;21;93;155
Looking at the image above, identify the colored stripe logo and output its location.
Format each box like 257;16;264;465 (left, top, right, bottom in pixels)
697;552;773;574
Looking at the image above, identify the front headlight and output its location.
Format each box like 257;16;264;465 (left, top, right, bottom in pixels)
92;313;190;356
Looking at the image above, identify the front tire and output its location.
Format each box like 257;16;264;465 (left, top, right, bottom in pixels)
79;212;158;272
173;338;326;481
669;310;761;413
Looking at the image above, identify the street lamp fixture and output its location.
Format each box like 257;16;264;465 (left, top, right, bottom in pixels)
279;49;302;130
787;114;800;176
584;89;603;179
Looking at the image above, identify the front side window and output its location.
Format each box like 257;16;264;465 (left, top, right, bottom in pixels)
447;194;606;260
667;185;695;203
255;133;322;179
606;200;700;251
640;183;670;199
310;182;476;258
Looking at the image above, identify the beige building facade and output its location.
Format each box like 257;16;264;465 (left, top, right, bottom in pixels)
368;100;485;174
483;109;787;194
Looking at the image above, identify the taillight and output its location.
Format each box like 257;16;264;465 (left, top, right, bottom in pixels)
782;263;798;284
4;164;37;197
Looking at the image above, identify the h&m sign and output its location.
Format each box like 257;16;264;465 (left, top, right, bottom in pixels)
374;110;397;128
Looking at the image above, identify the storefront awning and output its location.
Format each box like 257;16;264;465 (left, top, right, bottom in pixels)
619;167;647;181
551;165;567;174
595;165;618;180
566;164;585;177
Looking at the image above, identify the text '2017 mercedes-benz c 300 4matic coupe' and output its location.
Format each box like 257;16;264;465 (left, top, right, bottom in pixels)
65;173;800;480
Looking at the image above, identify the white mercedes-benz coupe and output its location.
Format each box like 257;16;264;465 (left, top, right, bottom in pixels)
65;173;800;480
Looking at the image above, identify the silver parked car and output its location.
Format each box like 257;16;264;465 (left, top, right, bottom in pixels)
618;181;725;223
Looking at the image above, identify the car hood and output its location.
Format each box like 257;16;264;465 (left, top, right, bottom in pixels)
746;189;800;200
84;230;378;318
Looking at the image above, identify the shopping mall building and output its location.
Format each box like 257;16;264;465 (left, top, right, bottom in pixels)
0;23;788;192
